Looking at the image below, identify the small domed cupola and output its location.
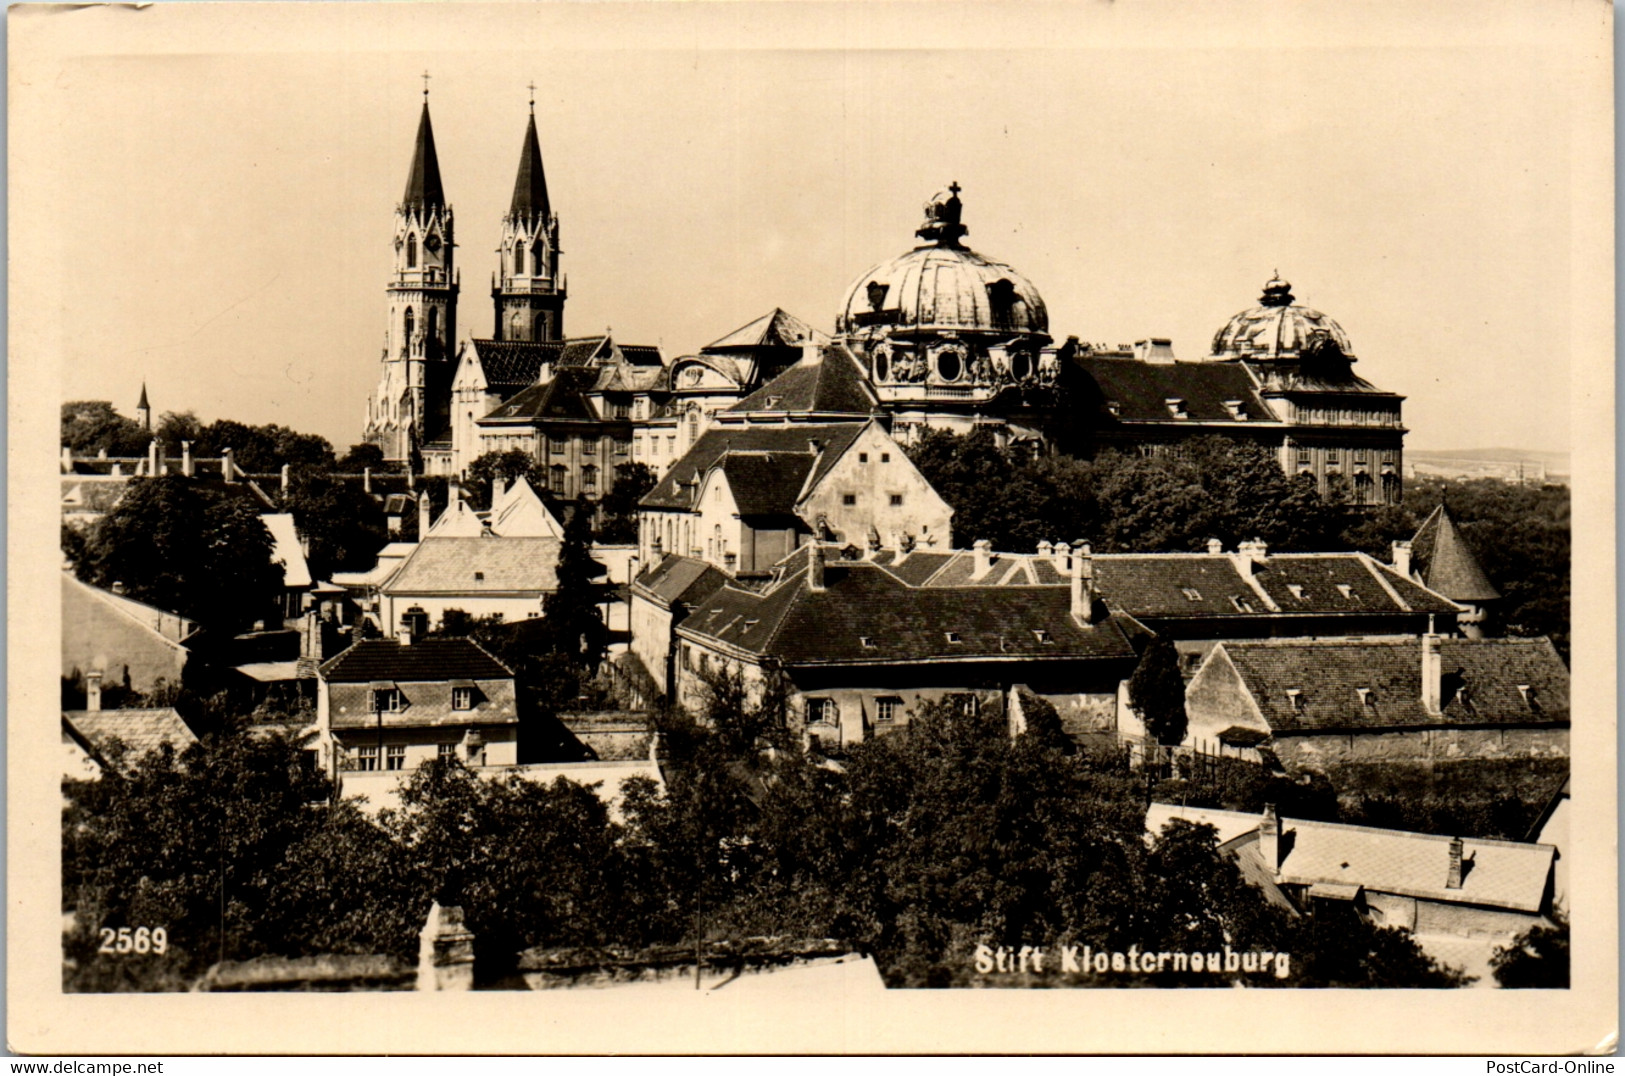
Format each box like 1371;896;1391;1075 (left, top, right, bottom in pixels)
1209;273;1355;363
1259;275;1295;307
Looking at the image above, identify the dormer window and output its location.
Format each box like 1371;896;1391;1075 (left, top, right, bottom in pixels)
1032;629;1052;644
1286;584;1305;601
1356;687;1374;707
1336;584;1354;599
1518;684;1539;710
866;281;890;312
860;636;876;649
1181;587;1202;601
1286;689;1303;712
1165;398;1188;420
945;631;962;644
1230;595;1255;613
1105;400;1122;418
1222;399;1248;421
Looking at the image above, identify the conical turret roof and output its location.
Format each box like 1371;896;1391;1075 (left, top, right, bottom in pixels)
137;383;149;410
508;112;550;220
402;102;446;210
1410;505;1500;602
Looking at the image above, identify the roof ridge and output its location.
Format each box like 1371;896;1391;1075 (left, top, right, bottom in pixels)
1358;554;1413;612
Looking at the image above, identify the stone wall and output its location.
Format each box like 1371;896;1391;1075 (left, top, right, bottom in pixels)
559;711;653;761
1275;727;1570;773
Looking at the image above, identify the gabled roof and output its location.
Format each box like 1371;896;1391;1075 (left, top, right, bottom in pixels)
401;102;446;210
703;308;824;352
384;536;561;595
678;546;1143;667
726;342;878;417
319;638;513;683
62;573;198;649
480;366;601;424
425;497;486;537
489;477;563;538
1070;357;1277;424
1215;636;1569;732
1410;505;1500;602
469;340;569;395
718;453;818;517
633;555;731;608
642;422;868;511
63;708;196;767
508;111;550;220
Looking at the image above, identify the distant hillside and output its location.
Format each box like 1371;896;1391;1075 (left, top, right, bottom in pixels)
1408;448;1569;482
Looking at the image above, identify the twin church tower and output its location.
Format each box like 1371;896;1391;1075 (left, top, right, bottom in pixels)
363;89;566;465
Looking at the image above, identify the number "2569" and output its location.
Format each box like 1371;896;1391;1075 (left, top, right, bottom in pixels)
98;926;168;955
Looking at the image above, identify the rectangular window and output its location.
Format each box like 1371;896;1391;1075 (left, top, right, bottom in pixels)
808;697;838;725
452;687;473;711
356;745;380;772
386;745;406;771
614;439;631;457
842;493;856;506
881;453;890;463
372;688;401;713
438;743;457;763
859;452;869;463
949;693;980;717
612;401;631;420
550;437;568;456
889;493;904;506
875;696;901;723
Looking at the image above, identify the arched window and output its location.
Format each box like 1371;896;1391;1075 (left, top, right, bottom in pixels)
406;235;417;269
1353;471;1374;505
687;410;700;443
427;308;439;347
515;244;525;275
402;308;414;357
532;240;546;277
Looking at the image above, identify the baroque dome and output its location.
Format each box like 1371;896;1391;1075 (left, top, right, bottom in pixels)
836;185;1048;341
1210;276;1355;362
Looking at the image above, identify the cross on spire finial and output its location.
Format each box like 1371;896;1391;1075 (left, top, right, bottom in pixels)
527;81;537;113
949;180;962;196
422;70;431;99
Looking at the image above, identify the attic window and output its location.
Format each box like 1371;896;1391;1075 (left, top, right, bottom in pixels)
1165;398;1188;419
1336;584;1355;599
1285;689;1303;711
859;452;869;463
1286;584;1305;601
474;571;485;582
1230;595;1255;613
1518;684;1539;710
842;494;856;506
881;453;891;463
1222;399;1248;421
765;396;782;408
1181;587;1202;601
1356;687;1374;707
945;631;962;644
860;636;877;649
1033;629;1053;644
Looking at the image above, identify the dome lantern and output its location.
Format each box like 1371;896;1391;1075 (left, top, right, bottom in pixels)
915;182;969;248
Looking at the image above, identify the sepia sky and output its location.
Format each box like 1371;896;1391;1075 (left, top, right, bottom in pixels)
15;2;1601;455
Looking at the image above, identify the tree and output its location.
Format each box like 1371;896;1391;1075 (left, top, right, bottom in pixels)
62;401;149;458
1491;913;1569;988
596;462;657;544
1128;636;1188;745
465;450;551;512
540;503;610;672
154;411;204;456
190;419;335;473
278;466;389;578
337;443;387;472
67;474;284;632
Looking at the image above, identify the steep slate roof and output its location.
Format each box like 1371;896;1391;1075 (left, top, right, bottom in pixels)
470;340;569;394
678;546;1143;667
642;422;867;511
720;453;817;517
903;550;1460;620
633;555;731;608
481;366;601;423
401;102;446;210
1410;505;1501;602
1070;357;1277;424
320;638;512;683
384;536;561;595
508;111;550;219
1216;636;1569;732
703;308;823;352
62;708;196;765
726;342;878;416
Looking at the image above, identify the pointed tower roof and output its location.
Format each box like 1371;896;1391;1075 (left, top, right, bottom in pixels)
702;309;825;353
508;111;551;220
1410;505;1500;602
137;383;149;409
402;102;446;210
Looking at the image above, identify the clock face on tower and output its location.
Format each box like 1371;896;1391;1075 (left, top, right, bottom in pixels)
424;234;441;254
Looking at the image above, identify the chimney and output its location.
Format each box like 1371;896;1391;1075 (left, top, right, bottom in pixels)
1259;804;1280;871
866;526;882;559
363;467;373;495
448;477;461;505
110;464;123;478
972;539;993;580
1446;836;1465;889
221;447;236;483
60;446;73;473
1236;538;1267;571
280;463;290;492
1391;540;1413;577
651;534;664;559
181;441;194;478
1206;538;1223;555
808;544;826;592
1421;633;1443;714
146;439;159;478
85;670;103;712
1071;542;1095;622
1037;540;1053;559
419;490;433;536
1050;539;1068;572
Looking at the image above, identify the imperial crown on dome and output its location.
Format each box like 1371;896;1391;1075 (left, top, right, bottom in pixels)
836;184;1049;342
1209;276;1356;362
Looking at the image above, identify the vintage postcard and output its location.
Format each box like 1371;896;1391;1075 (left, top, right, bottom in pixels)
10;0;1616;1055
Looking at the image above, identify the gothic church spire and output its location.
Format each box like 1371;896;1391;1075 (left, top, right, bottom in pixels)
402;102;446;210
508;111;551;222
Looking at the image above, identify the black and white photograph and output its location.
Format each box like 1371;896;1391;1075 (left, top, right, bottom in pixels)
10;0;1615;1055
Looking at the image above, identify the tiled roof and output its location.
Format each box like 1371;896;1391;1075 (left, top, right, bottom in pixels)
1217;636;1569;732
470;340;567;393
63;708;196;764
909;550;1460;620
1070;357;1277;424
384;536;561;595
617;345;664;368
720;453;817;517
1273;817;1555;913
641;422;867;511
319;638;512;683
702;308;823;352
62;477;131;514
726;342;878;416
1411;505;1501;602
480;367;600;423
633;555;731;608
678;546;1142;666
